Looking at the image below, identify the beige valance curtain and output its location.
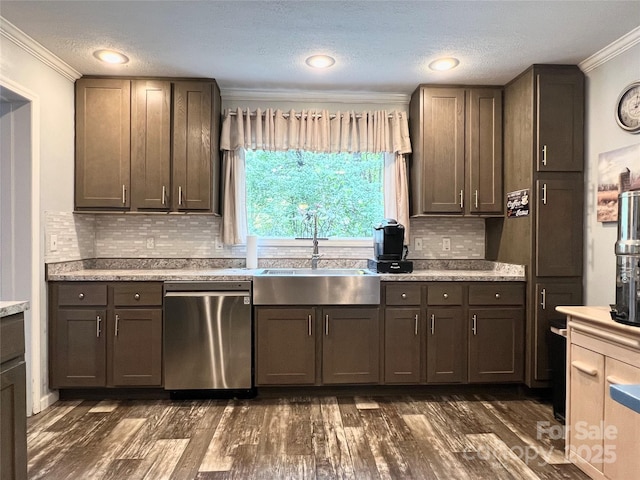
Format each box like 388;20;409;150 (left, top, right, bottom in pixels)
220;108;412;245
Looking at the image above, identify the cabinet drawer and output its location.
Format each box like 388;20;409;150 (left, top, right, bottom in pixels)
1;313;25;363
113;283;163;306
427;284;463;305
385;284;421;305
468;283;525;306
57;283;107;306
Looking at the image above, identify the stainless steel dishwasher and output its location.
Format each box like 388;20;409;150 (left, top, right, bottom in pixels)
163;282;252;392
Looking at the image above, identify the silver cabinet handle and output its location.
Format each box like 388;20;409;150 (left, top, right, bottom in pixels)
474;190;479;209
78;293;84;300
430;314;435;335
122;184;127;205
134;293;140;300
96;315;102;337
401;293;407;299
443;293;448;299
308;314;312;336
542;183;547;205
162;185;167;206
540;288;546;310
459;190;464;209
495;293;501;299
542;145;547;166
414;314;419;336
178;186;183;206
571;361;598;377
472;315;477;335
115;314;120;337
325;314;329;336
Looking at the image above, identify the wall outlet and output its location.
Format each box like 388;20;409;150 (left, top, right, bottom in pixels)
49;234;58;252
442;237;451;252
414;237;423;251
146;237;155;249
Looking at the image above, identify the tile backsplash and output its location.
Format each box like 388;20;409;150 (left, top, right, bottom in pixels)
44;212;486;263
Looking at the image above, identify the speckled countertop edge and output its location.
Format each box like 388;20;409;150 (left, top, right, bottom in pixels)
46;261;525;282
0;301;30;318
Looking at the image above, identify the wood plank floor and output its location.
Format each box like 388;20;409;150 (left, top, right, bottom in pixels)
27;392;589;479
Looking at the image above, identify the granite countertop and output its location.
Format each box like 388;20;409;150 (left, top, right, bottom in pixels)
46;261;525;282
0;301;30;318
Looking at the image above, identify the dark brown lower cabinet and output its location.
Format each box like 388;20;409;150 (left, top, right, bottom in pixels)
533;280;582;381
384;308;421;383
49;282;163;388
322;307;380;384
426;307;467;383
255;308;316;385
468;308;524;383
1;311;27;480
255;306;380;386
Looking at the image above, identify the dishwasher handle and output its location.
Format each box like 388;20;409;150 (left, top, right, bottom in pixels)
165;291;250;298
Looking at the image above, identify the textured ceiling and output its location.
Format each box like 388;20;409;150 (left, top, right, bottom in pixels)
1;1;639;94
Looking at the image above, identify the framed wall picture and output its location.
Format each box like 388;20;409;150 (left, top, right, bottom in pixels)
597;143;640;222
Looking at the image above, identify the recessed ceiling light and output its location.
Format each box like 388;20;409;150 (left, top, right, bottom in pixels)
93;49;129;65
428;57;460;71
305;55;336;69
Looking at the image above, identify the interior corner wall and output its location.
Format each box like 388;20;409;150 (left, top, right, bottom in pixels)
584;42;640;306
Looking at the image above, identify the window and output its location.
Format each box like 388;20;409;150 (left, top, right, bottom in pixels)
245;150;384;238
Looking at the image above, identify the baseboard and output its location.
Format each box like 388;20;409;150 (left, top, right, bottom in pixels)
38;390;59;413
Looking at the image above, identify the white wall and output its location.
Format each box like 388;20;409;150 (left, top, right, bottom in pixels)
584;39;640;306
1;19;78;412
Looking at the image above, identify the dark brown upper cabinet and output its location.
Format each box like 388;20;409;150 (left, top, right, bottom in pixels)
74;77;221;213
75;78;131;209
409;86;503;216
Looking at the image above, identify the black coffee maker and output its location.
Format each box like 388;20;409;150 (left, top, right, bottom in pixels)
368;219;413;273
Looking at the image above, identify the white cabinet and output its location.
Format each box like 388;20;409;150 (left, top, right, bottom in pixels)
561;306;640;480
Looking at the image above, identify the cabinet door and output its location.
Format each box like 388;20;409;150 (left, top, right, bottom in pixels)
421;88;465;214
384;308;421;384
467;88;503;214
172;82;212;211
0;361;27;480
603;358;640;480
534;281;582;382
426;307;466;383
568;344;605;473
322;307;379;384
131;80;171;210
111;309;162;386
468;308;524;383
536;176;584;277
75;78;131;209
255;308;316;385
52;309;106;387
536;70;584;172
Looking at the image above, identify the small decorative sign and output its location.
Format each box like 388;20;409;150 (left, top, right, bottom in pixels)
506;189;530;218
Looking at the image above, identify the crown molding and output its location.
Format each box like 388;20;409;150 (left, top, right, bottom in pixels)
0;16;81;82
221;88;410;105
579;26;640;73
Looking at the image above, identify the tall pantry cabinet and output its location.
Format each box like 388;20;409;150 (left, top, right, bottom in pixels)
486;65;585;388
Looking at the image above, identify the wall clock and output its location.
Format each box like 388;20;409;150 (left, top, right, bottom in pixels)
616;81;640;133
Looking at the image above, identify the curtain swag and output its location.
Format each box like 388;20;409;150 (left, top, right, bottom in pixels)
220;108;411;154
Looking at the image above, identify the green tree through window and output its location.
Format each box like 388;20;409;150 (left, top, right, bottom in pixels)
245;150;384;238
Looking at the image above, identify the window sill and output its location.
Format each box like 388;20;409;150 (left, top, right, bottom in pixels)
253;237;373;248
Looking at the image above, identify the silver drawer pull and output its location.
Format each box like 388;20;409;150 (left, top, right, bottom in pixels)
401;293;407;299
308;314;312;336
459;190;464;209
96;315;102;337
78;293;84;300
115;314;120;337
122;184;127;204
134;293;140;300
414;314;419;336
472;315;477;335
542;145;547;166
430;314;435;335
325;314;329;336
162;185;167;206
495;293;501;299
443;293;448;299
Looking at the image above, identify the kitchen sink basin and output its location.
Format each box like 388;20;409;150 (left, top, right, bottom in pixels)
253;268;380;305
